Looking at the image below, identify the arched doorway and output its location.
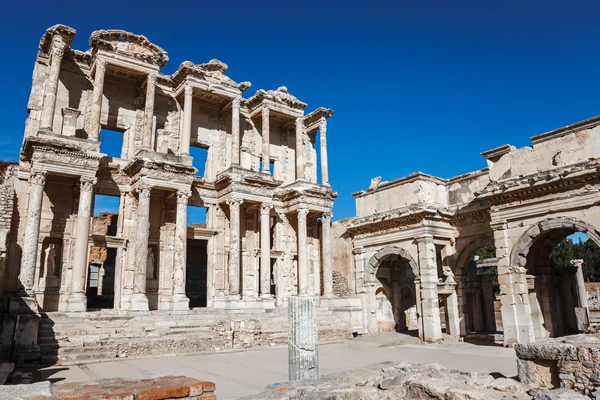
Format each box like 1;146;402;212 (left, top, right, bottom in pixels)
511;217;600;338
455;237;501;340
368;246;419;335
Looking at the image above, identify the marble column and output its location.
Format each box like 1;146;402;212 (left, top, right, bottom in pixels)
319;118;329;185
142;74;157;149
88;58;107;141
231;97;241;165
295;117;305;180
297;208;309;295
288;296;319;381
181;85;193;156
260;202;273;298
227;198;243;296
445;289;461;336
65;177;97;311
131;185;151;311
262;108;270;173
322;211;333;297
416;235;442;342
571;260;588;308
40;42;66;131
19;172;47;296
173;189;191;310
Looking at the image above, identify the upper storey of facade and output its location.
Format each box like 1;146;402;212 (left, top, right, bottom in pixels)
21;25;334;199
350;116;600;223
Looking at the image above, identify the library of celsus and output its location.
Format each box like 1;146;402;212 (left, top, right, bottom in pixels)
1;24;599;363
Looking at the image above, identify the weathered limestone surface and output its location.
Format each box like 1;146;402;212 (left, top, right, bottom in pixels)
288;296;319;381
516;334;600;397
242;361;533;400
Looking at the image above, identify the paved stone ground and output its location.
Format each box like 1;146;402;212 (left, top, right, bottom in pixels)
36;333;518;400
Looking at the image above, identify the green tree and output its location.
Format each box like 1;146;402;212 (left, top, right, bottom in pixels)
549;237;600;282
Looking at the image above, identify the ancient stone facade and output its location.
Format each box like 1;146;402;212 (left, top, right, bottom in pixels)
4;25;337;317
335;116;600;345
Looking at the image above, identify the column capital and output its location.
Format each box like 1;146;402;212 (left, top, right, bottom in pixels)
51;43;66;61
352;246;365;255
322;211;333;221
184;85;193;96
29;171;47;186
296;116;304;125
226;197;243;208
79;177;97;192
232;96;241;108
147;73;157;84
137;184;152;199
415;234;434;243
319;117;327;131
490;220;508;231
570;259;584;268
95;58;107;73
177;189;192;204
262;107;270;118
297;208;309;220
260;202;273;215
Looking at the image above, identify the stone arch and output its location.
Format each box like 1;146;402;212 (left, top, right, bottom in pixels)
510;216;600;270
455;235;495;276
366;245;419;282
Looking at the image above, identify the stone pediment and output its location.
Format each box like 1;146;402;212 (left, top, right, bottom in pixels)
246;87;307;115
89;30;169;67
171;60;250;94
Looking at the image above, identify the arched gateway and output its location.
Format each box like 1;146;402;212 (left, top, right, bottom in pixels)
341;115;600;346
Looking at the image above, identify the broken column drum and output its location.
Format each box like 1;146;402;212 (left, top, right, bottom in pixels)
288;295;319;381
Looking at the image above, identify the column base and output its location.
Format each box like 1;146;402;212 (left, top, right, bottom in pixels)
172;294;190;311
130;293;149;311
64;293;87;312
9;294;39;314
260;293;274;300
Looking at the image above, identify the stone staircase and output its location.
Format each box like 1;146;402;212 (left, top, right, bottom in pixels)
38;306;351;364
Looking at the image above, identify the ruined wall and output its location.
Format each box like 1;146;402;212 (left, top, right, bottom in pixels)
331;220;353;293
0;163;17;295
354;175;448;218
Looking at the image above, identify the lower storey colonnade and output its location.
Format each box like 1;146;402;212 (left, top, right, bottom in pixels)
17;175;335;313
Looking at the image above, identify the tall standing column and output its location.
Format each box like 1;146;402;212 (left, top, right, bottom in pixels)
416;235;443;342
142;74;157;149
88;58;107;141
231;97;241;165
295;117;305;180
65;177;97;312
181;85;193;156
260;202;273;298
322;211;333;297
297;208;309;295
19;172;47;296
262;108;270;173
227;198;243;296
173;190;191;310
571;259;589;308
40;42;66;131
319;118;329;185
131;185;151;311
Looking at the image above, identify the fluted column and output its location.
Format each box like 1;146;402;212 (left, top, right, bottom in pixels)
231;97;241;165
19;172;46;296
227;198;243;296
131;185;151;311
297;208;309;295
262;108;270;173
88;58;107;140
65;177;97;311
322;211;333;297
295;117;305;180
173;190;191;310
319;118;329;185
181;85;193;156
40;42;66;131
142;74;157;149
288;295;319;381
260;202;273;298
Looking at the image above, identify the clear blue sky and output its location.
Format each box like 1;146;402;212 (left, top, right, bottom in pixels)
2;0;600;222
